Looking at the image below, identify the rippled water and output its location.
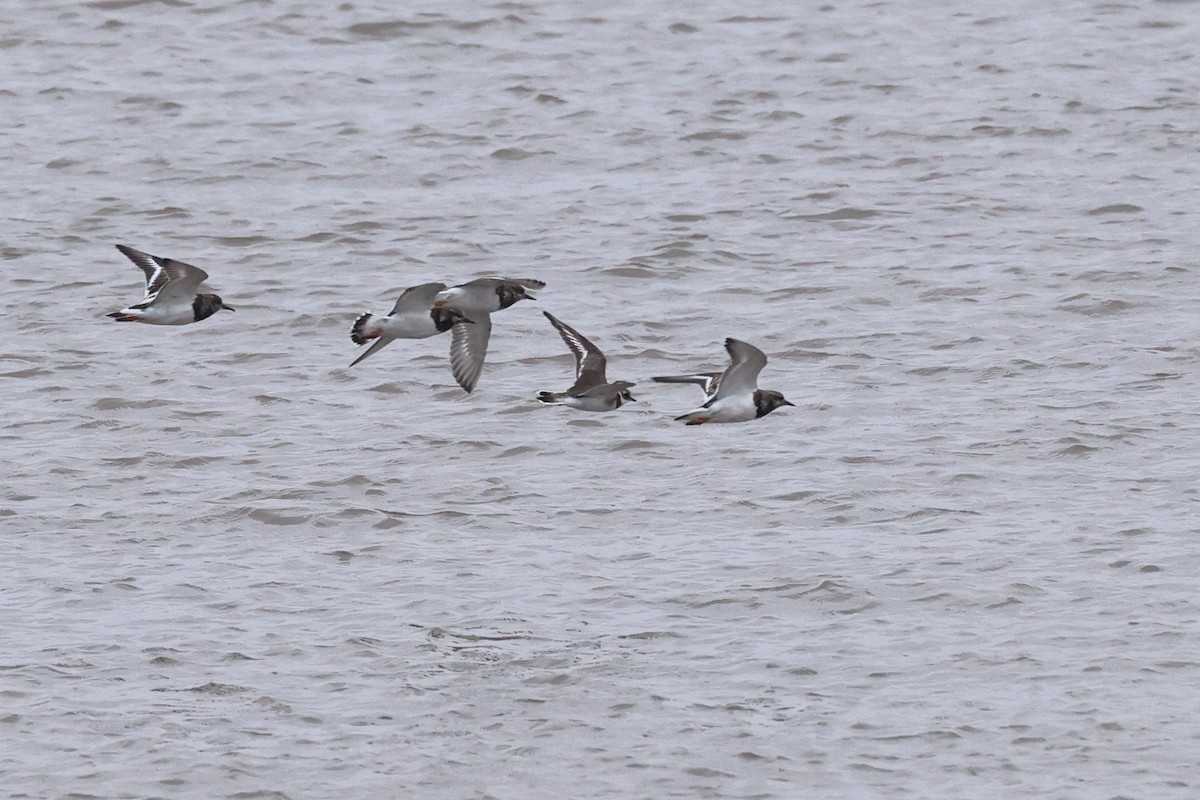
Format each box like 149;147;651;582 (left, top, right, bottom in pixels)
4;1;1200;797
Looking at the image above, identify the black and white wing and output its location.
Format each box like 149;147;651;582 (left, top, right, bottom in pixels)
713;338;768;399
651;371;724;400
543;311;607;394
115;244;208;302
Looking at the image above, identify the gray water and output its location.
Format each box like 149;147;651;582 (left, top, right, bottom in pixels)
3;1;1200;797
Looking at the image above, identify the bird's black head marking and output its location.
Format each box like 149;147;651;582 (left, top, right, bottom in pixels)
753;389;793;418
193;293;232;321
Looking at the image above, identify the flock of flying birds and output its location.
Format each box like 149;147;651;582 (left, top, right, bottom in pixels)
106;244;795;425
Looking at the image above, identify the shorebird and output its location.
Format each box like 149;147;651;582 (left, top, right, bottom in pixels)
653;338;793;425
536;311;635;412
107;244;234;324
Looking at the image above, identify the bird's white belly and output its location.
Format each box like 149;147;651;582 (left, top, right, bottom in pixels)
378;314;438;339
562;394;615;412
706;394;758;423
136;304;194;325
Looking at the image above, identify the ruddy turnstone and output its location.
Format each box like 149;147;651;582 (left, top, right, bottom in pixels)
433;277;545;393
536;311;635;412
653;338;793;425
106;244;234;324
348;282;472;367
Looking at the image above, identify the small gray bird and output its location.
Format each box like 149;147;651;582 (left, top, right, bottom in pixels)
653;338;793;425
536;311;636;412
107;244;234;325
433;277;545;393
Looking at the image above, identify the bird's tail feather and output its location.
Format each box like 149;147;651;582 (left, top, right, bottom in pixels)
351;312;381;345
